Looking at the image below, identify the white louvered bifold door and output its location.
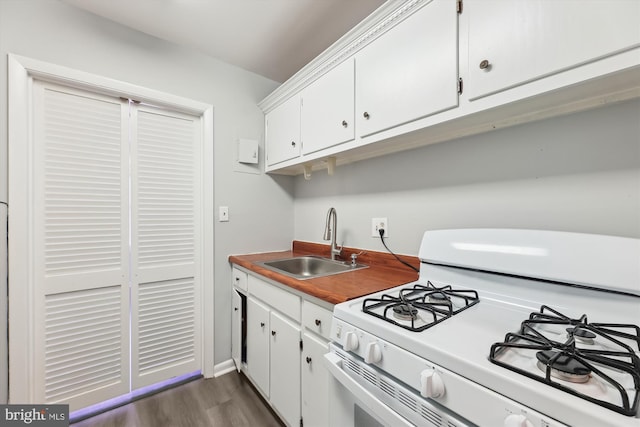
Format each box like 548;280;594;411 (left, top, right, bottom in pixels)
32;81;130;411
130;104;201;389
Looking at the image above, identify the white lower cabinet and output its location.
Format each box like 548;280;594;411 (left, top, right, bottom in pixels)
247;297;271;397
301;299;333;427
245;273;302;427
233;266;333;427
301;332;330;427
270;311;302;427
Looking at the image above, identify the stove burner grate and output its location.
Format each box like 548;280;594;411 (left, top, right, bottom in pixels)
489;305;640;416
362;281;479;332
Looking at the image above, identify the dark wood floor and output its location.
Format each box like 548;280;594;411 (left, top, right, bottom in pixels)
71;371;285;427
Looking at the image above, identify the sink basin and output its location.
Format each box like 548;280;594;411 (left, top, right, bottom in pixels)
258;256;367;280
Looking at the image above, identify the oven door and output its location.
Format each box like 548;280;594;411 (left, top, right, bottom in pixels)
324;352;412;427
325;344;473;427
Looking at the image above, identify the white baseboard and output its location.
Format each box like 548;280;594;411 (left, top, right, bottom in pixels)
213;359;237;377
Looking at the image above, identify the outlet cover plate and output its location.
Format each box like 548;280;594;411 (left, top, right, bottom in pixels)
371;217;388;237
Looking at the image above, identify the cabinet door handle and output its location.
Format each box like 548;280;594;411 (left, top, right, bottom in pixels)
341;120;348;128
315;319;321;326
479;59;491;70
363;112;370;120
260;322;265;328
291;141;296;147
235;276;240;282
234;307;238;311
306;356;312;364
271;330;276;336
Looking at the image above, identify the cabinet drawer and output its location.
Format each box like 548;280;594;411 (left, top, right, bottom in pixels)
232;267;248;292
249;275;301;322
302;301;333;340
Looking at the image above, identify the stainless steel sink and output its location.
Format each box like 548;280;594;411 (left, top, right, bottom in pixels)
257;256;367;280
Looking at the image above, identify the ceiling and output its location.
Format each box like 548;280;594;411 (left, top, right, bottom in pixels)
61;0;387;83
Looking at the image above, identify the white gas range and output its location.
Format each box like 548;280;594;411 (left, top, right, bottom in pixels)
325;229;640;427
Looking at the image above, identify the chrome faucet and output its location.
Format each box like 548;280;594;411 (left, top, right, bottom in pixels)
323;207;342;260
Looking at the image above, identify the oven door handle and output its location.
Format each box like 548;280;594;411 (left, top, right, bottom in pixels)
324;352;414;427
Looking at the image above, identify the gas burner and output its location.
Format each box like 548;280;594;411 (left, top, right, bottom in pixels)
427;291;448;302
536;350;591;383
490;305;640;416
393;303;418;321
567;327;597;344
362;281;479;332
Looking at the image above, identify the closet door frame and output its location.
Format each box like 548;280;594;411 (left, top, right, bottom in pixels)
7;54;215;404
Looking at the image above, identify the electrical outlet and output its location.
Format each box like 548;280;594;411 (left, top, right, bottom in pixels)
371;217;388;237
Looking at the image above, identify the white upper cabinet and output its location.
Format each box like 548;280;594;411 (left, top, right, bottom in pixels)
355;0;458;137
265;93;301;166
259;0;640;175
466;0;640;100
301;58;355;155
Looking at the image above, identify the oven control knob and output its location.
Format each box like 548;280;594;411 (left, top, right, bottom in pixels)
343;331;359;351
364;342;382;364
420;369;445;398
503;414;534;427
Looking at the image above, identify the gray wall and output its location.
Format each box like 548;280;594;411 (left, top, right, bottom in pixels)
294;99;640;255
0;0;296;400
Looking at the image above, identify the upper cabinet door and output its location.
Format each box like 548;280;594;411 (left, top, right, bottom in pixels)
466;0;640;100
265;94;301;166
355;0;459;138
301;58;355;155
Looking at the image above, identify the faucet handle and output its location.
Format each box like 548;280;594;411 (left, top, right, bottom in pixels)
350;251;365;266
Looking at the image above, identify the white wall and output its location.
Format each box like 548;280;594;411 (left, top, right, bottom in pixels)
294;99;640;255
0;0;295;398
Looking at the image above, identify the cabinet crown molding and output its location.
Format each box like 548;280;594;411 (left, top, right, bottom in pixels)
258;0;427;113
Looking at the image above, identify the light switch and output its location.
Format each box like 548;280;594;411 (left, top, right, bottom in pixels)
219;206;229;222
238;139;258;164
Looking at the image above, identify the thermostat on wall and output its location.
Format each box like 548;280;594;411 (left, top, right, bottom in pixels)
238;139;259;164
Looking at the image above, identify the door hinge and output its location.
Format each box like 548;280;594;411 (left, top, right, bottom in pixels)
458;78;463;95
300;339;303;351
457;0;463;14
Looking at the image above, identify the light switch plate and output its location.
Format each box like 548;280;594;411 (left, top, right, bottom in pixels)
219;206;229;222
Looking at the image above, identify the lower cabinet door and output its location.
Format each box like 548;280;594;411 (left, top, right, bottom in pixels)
302;332;330;427
270;311;301;427
231;289;243;371
247;297;270;397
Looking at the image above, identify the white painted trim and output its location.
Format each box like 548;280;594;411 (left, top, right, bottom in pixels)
201;106;215;378
8;53;36;404
7;53;216;401
213;359;237;378
9;54;210;115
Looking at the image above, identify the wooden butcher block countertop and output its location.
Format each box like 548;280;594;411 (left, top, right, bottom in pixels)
229;241;420;305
